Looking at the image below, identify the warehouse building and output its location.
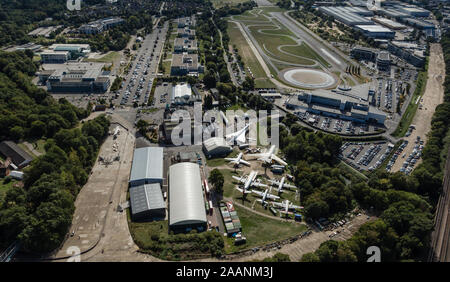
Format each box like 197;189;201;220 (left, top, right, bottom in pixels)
319;6;374;26
129;147;164;187
355;25;395;39
378;8;410;20
168;162;207;233
129;183;166;221
203;137;232;158
0;141;33;169
372;17;407;30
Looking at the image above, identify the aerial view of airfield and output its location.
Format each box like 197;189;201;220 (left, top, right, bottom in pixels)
0;0;450;264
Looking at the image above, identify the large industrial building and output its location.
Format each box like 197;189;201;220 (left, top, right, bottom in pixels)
79;17;124;34
129;183;166;221
129;147;164;187
168;162;207;233
387;41;426;67
38;63;110;93
203;137;233;158
319;6;374;26
47;44;90;59
355;25;395;39
286;84;386;124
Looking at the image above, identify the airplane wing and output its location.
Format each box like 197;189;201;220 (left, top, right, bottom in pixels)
246;153;266;159
235;131;246;145
265;193;280;200
271;154;288;166
251;190;264;197
236;187;251;194
232;176;245;183
283;183;297;189
239;160;251;166
252;182;268;189
290;204;304;209
268;179;280;186
224;157;236;161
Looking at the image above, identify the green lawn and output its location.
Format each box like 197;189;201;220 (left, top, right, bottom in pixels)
224;205;307;253
206;150;240;167
86;51;120;63
249;25;317;66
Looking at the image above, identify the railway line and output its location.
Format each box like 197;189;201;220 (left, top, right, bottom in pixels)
429;147;450;262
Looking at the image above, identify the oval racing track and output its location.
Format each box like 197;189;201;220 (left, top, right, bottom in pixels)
281;68;336;89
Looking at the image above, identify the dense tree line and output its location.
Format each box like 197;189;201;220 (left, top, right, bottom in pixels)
0;50;110;253
0;51;89;142
0;0;105;47
197;11;231;89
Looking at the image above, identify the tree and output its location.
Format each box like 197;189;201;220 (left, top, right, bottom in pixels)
208;169;224;194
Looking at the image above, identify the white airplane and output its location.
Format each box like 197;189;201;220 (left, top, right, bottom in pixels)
225;152;250;167
232;170;268;192
272;200;304;214
225;123;250;145
247;145;287;166
268;176;297;193
252;188;280;204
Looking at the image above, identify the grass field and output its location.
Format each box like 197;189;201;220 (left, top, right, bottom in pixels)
86;51;120;63
249;25;317;66
206;150;240;167
227;21;276;88
224;205;307;253
392;71;428;137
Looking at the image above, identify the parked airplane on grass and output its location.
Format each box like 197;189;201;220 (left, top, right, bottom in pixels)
253;188;280;204
272;200;303;215
247;145;287;166
233;171;268;195
225;152;250;167
268;176;297;193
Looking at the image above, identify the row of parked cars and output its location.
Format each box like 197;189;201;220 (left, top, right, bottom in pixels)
386;140;409;171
